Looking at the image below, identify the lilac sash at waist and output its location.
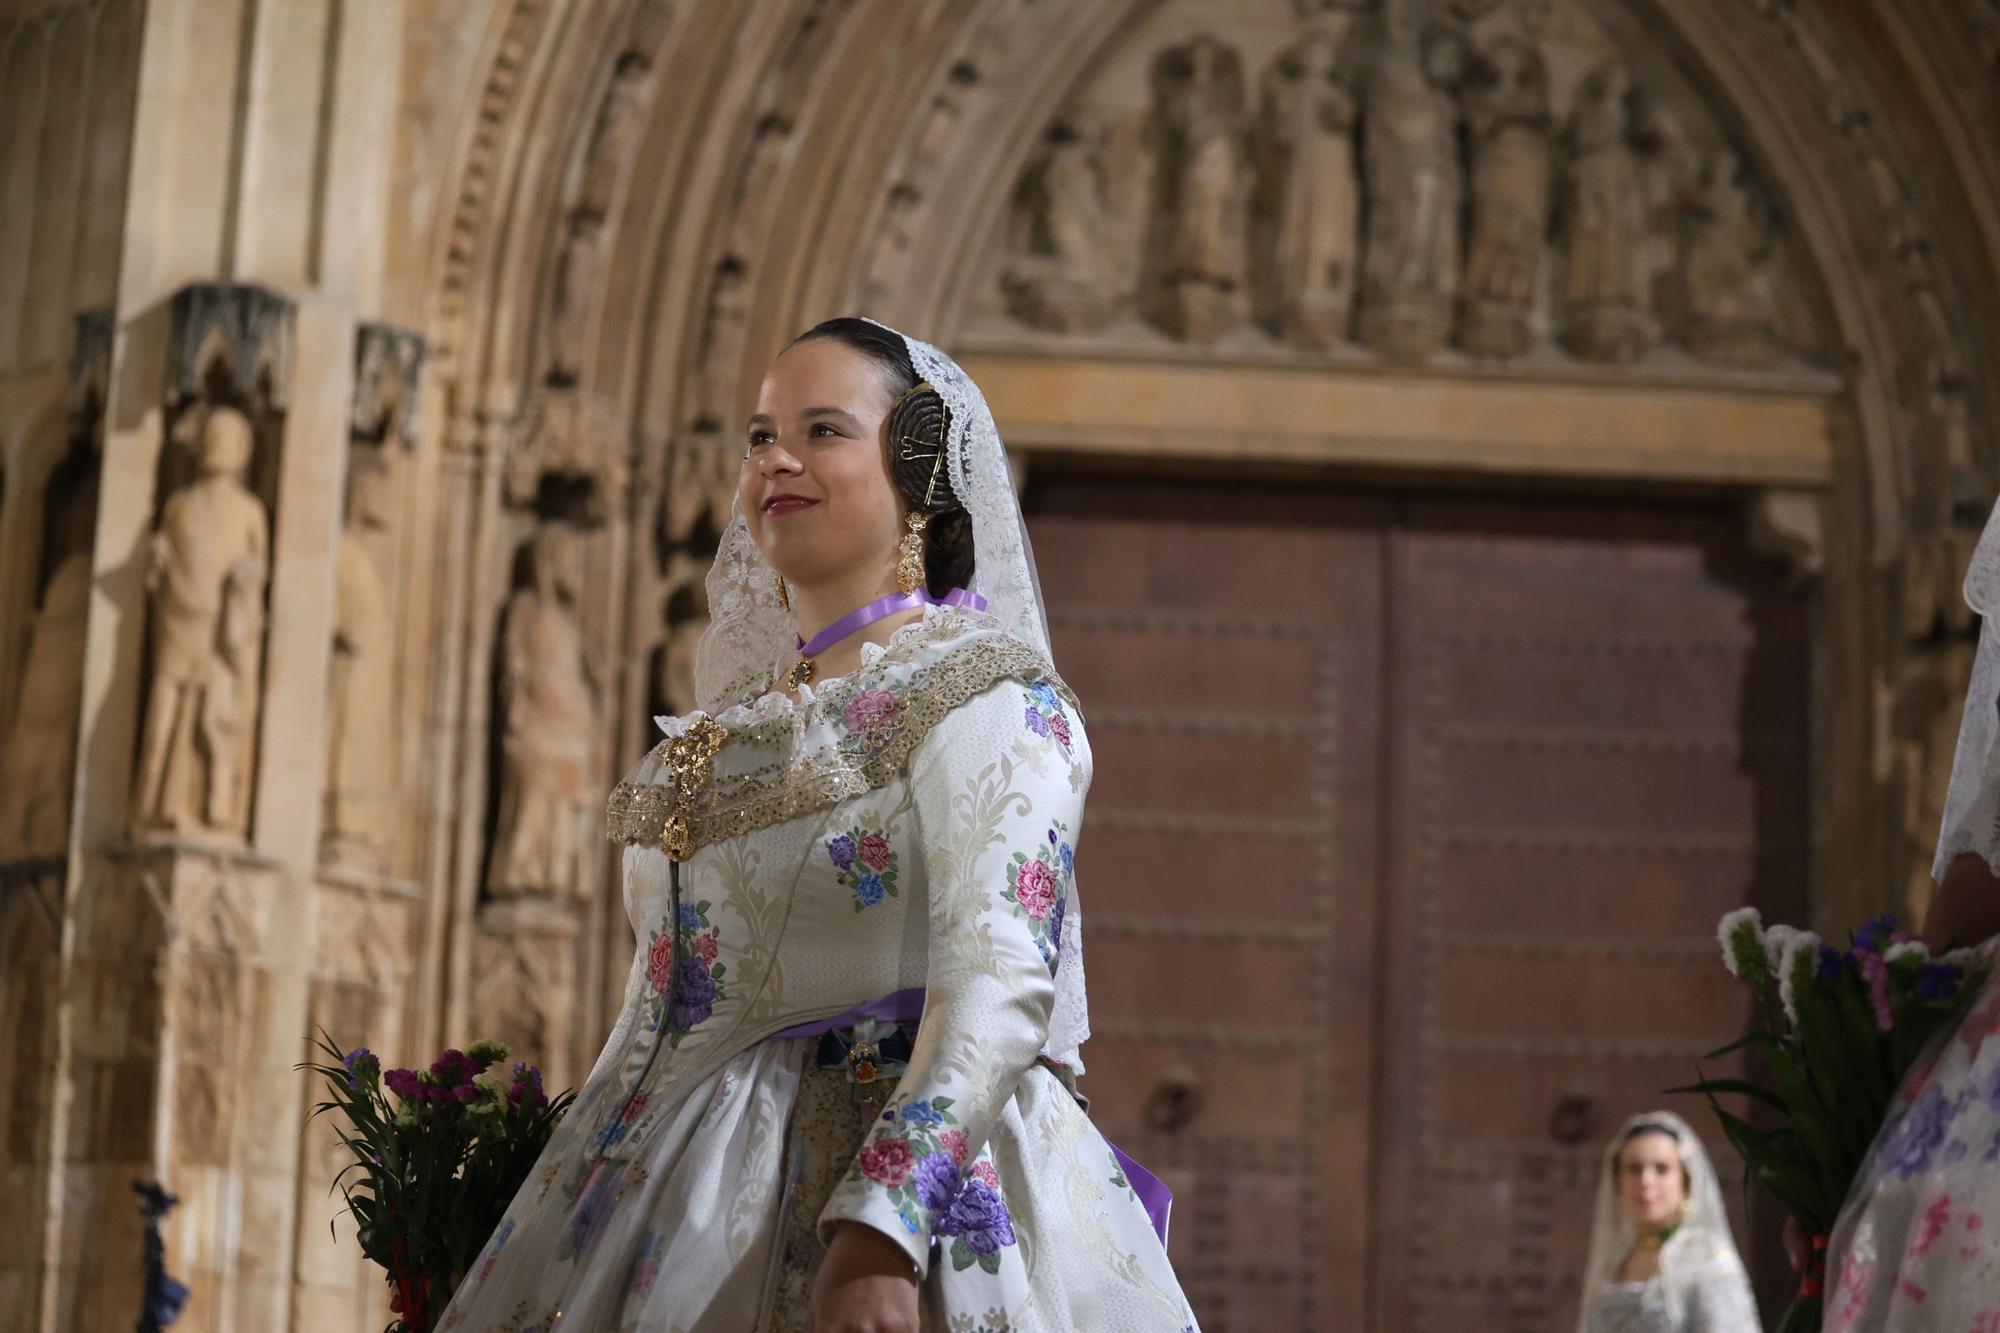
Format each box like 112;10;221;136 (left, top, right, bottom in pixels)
765;988;1173;1247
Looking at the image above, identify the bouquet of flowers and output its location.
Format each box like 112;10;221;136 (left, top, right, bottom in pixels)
1676;910;1986;1333
305;1032;573;1331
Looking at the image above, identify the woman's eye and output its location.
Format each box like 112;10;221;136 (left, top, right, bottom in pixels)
811;422;841;438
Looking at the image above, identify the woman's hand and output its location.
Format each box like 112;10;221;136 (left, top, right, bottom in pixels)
810;1221;920;1333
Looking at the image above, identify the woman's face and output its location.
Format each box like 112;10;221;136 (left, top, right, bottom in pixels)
739;337;904;590
1617;1130;1689;1233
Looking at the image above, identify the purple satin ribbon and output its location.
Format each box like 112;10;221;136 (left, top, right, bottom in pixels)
766;987;1173;1248
793;587;990;658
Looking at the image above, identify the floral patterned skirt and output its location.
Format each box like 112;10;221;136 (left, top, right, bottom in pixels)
435;1035;1197;1332
1827;974;2000;1330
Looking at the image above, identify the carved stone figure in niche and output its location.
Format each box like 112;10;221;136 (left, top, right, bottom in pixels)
547;219;602;386
577;60;647;222
1358;24;1466;359
1457;36;1551;358
693;257;749;431
1150;35;1248;343
1558;63;1654;363
1004;115;1120;334
1255;31;1359;350
0;553;91;860
132;407;270;839
323;450;398;871
489;526;598;899
1678;148;1780;367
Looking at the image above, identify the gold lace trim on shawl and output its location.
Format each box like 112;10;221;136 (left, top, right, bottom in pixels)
604;631;1079;856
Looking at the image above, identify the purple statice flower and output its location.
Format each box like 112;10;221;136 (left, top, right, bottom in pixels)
508;1060;548;1111
431;1049;477;1085
827;834;858;870
1024;705;1050;738
342;1047;378;1092
854;873;886;907
670;956;717;1030
453;1082;479;1103
1817;943;1852;982
936;1178;1016;1254
1856;915;1900;954
1860;952;1894;1032
1883;1083;1961;1179
914;1151;961;1215
383;1067;422;1101
1919;963;1964;1000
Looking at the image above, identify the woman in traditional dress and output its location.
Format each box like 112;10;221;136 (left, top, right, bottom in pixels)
1821;502;2000;1331
436;318;1197;1332
1576;1112;1761;1332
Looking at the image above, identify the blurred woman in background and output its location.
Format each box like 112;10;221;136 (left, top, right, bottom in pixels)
1577;1112;1761;1332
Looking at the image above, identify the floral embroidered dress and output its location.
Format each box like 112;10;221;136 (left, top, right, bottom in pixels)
436;605;1198;1332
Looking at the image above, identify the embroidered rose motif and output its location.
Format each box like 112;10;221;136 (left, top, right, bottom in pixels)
670;956;717;1030
1049;712;1072;747
829;825;900;911
859;1138;916;1187
1014;859;1057;921
970;1160;1000;1190
647;933;674;993
941;1128;969;1164
914;1151;961;1214
842;688;903;734
694;932;719;964
939;1178;1016;1262
1023;680;1074;755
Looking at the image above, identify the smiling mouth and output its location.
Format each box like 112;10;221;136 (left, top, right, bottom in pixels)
763;495;819;515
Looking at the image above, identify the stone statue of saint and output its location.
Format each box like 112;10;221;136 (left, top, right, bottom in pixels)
1458;36;1552;358
0;551;92;860
1559;62;1654;362
489;526;598;898
132;406;270;838
1358;24;1465;359
1679;148;1780;367
1151;35;1248;342
322;451;398;870
1257;31;1359;349
1004;116;1120;333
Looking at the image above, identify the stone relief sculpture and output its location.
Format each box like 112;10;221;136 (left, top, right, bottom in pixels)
0;552;91;860
1004;115;1121;333
322;450;397;871
489;525;598;899
1558;62;1654;363
1255;31;1360;350
132;406;270;839
1678;147;1780;368
1357;23;1465;359
1458;35;1551;358
1150;35;1249;343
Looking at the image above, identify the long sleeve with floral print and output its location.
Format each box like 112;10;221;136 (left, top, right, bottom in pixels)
816;676;1084;1276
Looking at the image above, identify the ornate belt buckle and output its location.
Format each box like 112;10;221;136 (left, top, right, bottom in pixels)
847;1041;880;1084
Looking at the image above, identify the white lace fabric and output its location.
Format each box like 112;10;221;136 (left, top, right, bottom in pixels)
689;321;1090;1070
1933;498;2000;881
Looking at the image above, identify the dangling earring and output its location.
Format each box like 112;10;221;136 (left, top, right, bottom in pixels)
774;572;790;612
896;512;929;595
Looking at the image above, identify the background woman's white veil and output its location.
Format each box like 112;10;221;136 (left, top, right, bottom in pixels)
690;318;1089;1068
1576;1111;1753;1332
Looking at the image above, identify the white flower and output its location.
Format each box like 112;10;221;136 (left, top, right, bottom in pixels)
1885;940;1930;965
1718;907;1765;979
1776;930;1822;1028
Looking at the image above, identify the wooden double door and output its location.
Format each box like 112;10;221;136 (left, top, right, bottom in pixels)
1025;477;1806;1332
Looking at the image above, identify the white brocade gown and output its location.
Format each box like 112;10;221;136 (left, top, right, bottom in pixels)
437;607;1199;1332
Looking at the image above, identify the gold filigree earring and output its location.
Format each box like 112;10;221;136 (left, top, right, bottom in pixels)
895;512;929;595
774;572;790;612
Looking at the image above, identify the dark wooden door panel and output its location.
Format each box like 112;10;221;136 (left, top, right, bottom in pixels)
1028;477;1386;1333
1024;479;1807;1332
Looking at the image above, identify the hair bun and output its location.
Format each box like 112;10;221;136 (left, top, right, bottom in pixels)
887;382;960;515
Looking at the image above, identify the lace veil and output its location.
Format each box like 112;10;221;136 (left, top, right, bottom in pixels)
1575;1111;1753;1333
690;319;1089;1069
1934;498;2000;879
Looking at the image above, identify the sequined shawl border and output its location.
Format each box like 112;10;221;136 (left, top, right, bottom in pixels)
604;634;1078;854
